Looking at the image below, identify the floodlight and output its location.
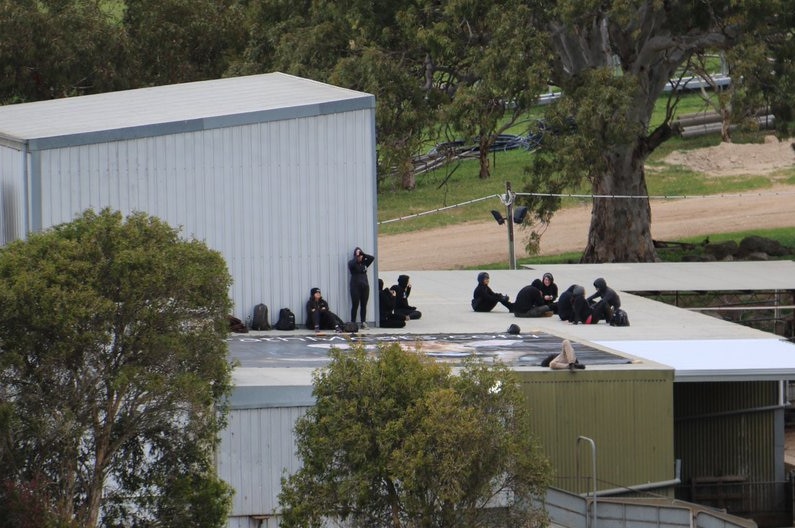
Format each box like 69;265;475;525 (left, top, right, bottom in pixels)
491;210;505;225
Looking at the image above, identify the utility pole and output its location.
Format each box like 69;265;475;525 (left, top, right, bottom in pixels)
505;181;516;270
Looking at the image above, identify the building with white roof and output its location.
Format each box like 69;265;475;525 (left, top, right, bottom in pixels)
0;73;378;323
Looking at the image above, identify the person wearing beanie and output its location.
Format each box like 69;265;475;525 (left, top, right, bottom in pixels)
392;274;421;319
471;272;514;312
531;272;559;313
306;287;344;332
587;277;621;323
378;278;407;328
348;247;375;329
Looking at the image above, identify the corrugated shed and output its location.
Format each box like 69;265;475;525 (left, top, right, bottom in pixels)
518;369;676;496
218;406;310;518
674;381;780;483
0;73;377;322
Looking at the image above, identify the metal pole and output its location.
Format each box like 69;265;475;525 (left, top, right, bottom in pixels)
505;181;516;270
577;436;597;528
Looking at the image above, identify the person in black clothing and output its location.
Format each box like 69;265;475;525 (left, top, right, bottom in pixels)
587;277;621;323
471;272;514;312
556;284;579;322
378;279;407;328
392;274;421;319
569;284;599;324
306;288;344;331
512;284;551;318
348;246;375;329
531;272;559;313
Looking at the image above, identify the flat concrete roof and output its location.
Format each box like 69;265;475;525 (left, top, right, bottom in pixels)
229;261;795;401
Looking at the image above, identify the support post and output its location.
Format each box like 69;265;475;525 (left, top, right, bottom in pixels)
505;181;516;270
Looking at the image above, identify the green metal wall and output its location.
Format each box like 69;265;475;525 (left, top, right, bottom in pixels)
674;381;780;483
517;369;675;496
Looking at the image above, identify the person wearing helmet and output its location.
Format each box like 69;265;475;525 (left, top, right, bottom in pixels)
471;272;514;312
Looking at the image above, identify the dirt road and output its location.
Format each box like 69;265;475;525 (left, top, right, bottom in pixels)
378;139;795;271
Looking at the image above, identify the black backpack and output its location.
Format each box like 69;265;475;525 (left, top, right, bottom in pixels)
610;308;630;327
251;303;271;331
274;308;296;331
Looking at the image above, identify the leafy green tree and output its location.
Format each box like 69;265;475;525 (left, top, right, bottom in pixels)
279;344;551;528
237;0;549;189
124;0;248;86
0;0;130;103
0;209;234;528
522;0;795;262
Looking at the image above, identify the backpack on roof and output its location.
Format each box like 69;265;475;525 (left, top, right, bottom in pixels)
274;308;296;331
251;303;271;331
610;308;630;327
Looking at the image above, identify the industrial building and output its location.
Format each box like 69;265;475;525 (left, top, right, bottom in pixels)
0;73;378;325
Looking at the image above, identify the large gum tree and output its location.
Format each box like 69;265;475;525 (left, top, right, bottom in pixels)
523;0;794;262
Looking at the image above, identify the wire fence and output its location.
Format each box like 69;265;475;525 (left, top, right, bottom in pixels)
379;190;795;225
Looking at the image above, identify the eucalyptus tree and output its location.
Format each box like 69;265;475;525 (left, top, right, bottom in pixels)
0;209;234;528
0;0;129;103
279;344;551;528
522;0;795;262
238;0;549;189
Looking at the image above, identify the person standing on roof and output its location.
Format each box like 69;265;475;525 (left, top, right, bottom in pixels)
471;272;514;312
348;246;374;329
587;277;621;323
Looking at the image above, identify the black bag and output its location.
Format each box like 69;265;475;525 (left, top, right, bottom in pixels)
540;353;557;367
610;308;630;327
342;321;358;333
251;303;271;331
274;308;296;331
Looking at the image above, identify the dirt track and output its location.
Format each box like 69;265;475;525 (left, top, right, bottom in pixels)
378;139;795;271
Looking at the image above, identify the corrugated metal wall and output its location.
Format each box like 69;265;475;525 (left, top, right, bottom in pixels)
28;108;376;323
517;369;676;496
218;406;310;523
0;142;26;246
674;381;780;484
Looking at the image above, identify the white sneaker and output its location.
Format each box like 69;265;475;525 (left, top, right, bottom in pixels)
360;322;369;330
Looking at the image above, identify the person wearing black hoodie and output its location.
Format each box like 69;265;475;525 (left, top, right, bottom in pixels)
531;272;559;313
348;246;375;329
471;272;514;312
306;288;344;331
512;284;551;317
393;274;421;319
570;284;598;324
587;277;621;323
378;279;407;328
556;284;579;322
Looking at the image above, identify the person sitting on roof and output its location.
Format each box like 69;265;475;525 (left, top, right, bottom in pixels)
531;272;559;313
587;277;621;323
471;272;514;312
512;284;552;318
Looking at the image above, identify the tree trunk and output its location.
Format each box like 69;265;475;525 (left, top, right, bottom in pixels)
581;143;657;262
478;140;491;179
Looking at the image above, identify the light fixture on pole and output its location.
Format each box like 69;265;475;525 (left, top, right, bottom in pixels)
490;181;527;270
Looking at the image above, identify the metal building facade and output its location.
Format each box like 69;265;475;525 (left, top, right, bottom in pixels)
0;73;377;324
517;368;677;496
